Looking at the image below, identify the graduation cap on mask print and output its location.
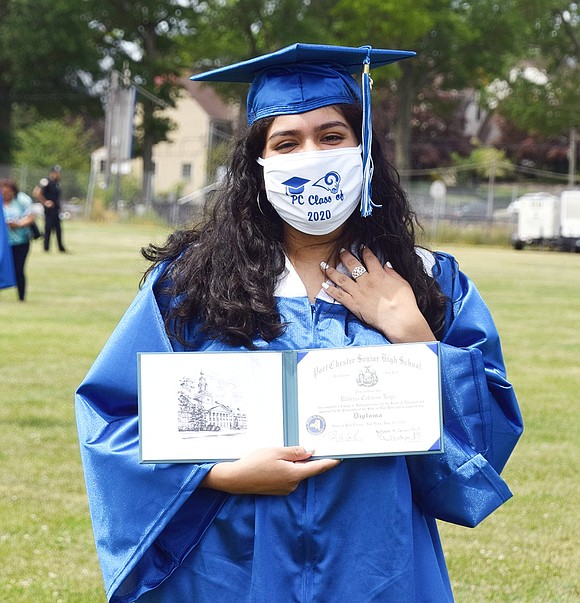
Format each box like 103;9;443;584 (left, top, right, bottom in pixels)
191;43;416;218
282;175;310;195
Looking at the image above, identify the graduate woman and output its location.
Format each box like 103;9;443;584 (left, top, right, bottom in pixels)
76;44;523;602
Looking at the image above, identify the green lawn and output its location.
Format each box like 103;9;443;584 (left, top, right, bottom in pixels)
0;221;578;601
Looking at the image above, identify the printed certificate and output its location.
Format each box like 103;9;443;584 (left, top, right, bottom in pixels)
291;345;442;458
138;343;443;462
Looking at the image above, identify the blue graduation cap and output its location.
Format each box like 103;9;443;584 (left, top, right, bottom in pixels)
191;43;416;217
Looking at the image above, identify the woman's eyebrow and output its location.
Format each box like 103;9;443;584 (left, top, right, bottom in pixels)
267;129;300;141
267;121;350;141
315;120;350;132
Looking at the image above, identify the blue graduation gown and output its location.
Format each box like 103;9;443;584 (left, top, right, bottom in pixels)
76;251;523;602
0;213;16;289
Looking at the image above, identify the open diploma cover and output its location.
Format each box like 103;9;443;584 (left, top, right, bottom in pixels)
138;343;443;462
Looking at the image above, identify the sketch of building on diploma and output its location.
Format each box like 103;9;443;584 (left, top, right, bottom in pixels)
177;370;248;436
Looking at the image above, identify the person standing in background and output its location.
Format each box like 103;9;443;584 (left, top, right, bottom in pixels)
1;179;35;301
34;166;67;253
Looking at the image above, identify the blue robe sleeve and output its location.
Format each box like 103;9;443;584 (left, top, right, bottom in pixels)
0;213;16;289
406;252;523;527
75;268;228;603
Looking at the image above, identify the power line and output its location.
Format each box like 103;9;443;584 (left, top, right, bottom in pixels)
400;161;572;181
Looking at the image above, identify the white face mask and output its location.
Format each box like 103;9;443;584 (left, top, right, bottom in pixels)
257;145;363;235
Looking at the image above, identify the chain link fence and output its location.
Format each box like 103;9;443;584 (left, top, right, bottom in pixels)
2;161;574;234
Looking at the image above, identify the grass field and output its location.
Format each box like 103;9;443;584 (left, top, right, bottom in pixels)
0;220;578;602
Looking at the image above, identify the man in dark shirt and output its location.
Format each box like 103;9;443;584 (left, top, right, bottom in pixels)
35;166;66;253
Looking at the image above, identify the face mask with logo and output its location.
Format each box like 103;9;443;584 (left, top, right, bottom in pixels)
257;145;363;235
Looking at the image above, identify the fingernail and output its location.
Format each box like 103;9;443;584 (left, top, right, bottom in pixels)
320;261;329;270
386;261;393;268
321;281;329;290
339;247;346;253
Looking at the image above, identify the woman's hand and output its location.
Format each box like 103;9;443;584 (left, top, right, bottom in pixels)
200;446;340;495
321;247;436;344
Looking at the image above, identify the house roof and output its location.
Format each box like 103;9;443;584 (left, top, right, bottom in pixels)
179;78;237;121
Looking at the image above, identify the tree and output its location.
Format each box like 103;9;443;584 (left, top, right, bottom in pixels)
183;0;448;169
84;0;202;204
0;0;101;163
15;116;95;170
451;146;513;180
409;91;472;169
14;116;96;197
182;0;326;131
496;118;571;174
176;1;536;172
487;1;579;177
325;0;529;171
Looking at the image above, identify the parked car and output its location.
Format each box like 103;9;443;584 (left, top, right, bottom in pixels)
453;200;489;221
59;200;83;220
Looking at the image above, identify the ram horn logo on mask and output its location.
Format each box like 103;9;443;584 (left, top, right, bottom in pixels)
313;171;341;194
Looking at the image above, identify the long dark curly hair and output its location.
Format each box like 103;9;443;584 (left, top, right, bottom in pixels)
142;103;447;348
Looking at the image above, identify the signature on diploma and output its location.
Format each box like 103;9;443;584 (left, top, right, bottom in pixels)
375;429;421;442
326;430;362;443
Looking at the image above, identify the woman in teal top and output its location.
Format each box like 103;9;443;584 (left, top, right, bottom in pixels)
1;179;35;301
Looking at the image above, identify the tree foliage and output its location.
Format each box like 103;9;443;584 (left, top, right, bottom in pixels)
13;116;97;198
451;146;513;180
180;0;327;131
0;0;101;162
1;0;576;183
15;117;95;173
324;0;528;169
488;2;579;138
409;91;472;169
83;0;202;200
182;0;532;169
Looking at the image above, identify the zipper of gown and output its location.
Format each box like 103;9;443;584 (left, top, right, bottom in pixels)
309;301;320;348
301;301;318;600
301;468;316;600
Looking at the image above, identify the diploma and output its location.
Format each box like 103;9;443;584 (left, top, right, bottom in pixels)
138;343;443;463
291;344;442;458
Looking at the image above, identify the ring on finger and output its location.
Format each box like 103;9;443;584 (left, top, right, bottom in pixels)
351;265;367;280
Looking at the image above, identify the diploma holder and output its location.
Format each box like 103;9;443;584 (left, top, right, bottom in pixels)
138;343;443;463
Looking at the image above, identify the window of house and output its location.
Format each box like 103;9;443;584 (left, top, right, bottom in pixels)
181;163;192;180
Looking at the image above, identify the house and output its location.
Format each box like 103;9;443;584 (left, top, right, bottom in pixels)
461;88;502;146
149;78;238;198
90;78;238;202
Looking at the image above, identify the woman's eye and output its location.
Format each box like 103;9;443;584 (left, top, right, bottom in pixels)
322;134;344;143
273;141;297;152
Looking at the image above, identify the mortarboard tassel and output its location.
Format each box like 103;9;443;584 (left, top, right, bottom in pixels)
360;47;376;217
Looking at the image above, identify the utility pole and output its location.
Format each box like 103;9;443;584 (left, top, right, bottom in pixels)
486;159;496;232
568;126;577;187
104;66;136;210
103;66;168;213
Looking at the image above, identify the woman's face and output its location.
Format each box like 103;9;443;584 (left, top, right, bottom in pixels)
262;105;358;159
1;185;14;202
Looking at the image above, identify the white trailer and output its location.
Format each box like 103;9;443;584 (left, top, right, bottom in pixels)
512;193;559;249
560;190;580;251
512;190;580;252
